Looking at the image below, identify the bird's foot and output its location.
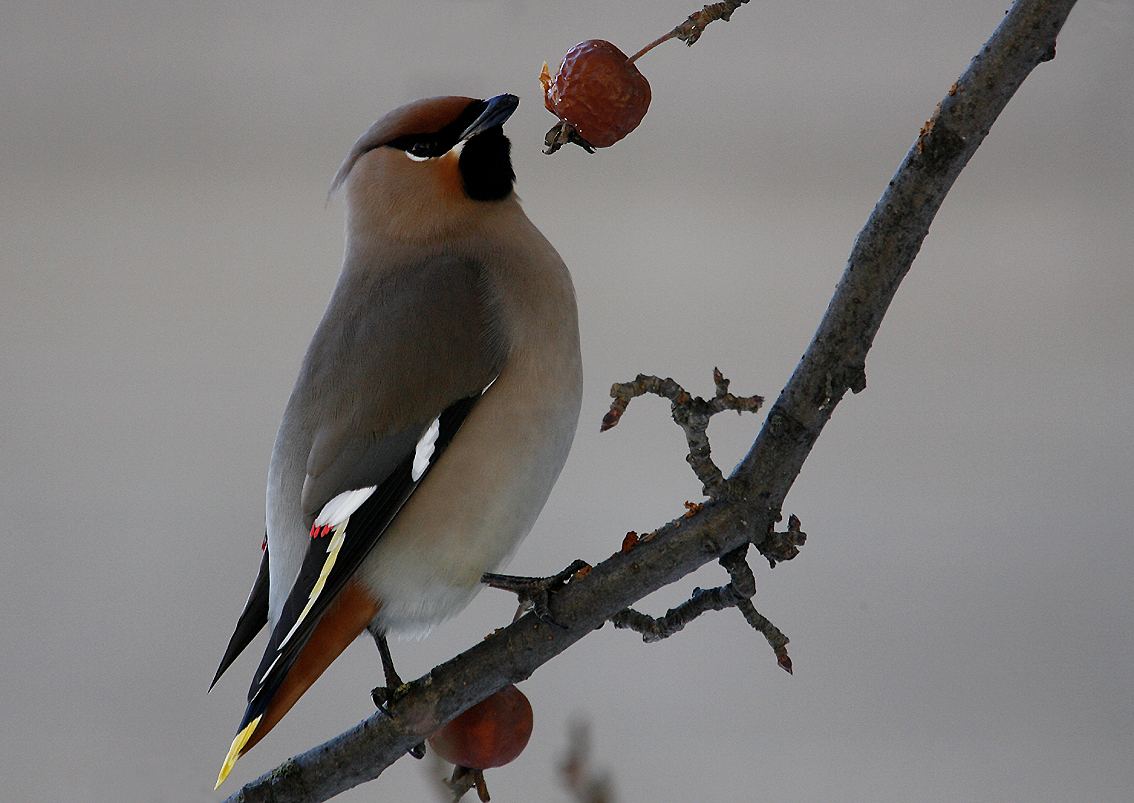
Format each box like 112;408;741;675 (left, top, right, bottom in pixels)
369;684;398;715
370;633;426;759
482;559;590;628
369;685;427;759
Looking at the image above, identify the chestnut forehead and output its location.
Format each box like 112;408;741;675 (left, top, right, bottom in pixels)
330;96;484;195
380;96;478;143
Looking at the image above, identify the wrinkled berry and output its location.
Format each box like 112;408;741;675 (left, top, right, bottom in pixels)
542;39;652;151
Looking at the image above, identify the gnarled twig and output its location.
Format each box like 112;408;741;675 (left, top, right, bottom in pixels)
612;543;794;673
601;368;763;500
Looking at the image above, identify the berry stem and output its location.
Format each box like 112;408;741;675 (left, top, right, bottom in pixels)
627;0;750;64
627;30;678;64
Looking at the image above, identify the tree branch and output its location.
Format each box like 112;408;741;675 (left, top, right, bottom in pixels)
222;1;1078;799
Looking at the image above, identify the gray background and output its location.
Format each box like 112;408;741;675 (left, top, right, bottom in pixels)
2;1;1132;801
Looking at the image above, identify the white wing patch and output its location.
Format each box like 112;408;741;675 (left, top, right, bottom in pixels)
313;486;377;529
412;418;441;481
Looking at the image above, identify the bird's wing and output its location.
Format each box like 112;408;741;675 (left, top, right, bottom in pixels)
210;544;270;689
225;252;508;743
294;252;508;522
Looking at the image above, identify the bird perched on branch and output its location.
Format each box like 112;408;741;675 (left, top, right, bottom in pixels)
211;93;582;788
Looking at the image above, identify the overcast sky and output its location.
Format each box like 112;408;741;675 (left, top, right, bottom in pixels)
2;1;1132;802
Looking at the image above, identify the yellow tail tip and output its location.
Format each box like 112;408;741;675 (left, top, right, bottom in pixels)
214;716;262;790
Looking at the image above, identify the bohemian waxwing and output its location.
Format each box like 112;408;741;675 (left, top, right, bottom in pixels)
212;93;582;787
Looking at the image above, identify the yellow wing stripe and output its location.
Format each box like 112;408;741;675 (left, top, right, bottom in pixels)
215;714;262;789
280;520;349;650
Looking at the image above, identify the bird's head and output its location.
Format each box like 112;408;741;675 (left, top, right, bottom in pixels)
331;94;521;242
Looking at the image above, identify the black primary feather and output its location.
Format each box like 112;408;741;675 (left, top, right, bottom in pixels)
211;545;270;690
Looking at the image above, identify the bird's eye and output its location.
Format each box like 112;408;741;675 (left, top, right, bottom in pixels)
386;133;449;161
405;140;440;161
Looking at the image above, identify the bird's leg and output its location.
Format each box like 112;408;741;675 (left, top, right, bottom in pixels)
482;559;590;628
369;631;404;713
370;631;426;759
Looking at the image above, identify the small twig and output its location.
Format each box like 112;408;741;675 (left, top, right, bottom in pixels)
444;766;489;802
611;544;793;673
720;546;792;672
628;0;751;63
601;368;763;500
610;585;741;641
760;513;807;568
735;598;793;675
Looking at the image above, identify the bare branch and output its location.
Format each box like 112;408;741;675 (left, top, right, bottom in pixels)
222;2;1078;800
730;1;1077;509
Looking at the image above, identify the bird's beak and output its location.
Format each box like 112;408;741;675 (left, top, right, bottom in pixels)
460;94;520;142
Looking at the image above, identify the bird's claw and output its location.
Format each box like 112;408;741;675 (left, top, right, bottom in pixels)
482;559;590;628
370;688;427;759
371;662;426;759
371;685;393;715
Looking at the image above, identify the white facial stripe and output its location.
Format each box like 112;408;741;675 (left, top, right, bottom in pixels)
404;139;465;162
412;418;442;482
314;486;377;528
